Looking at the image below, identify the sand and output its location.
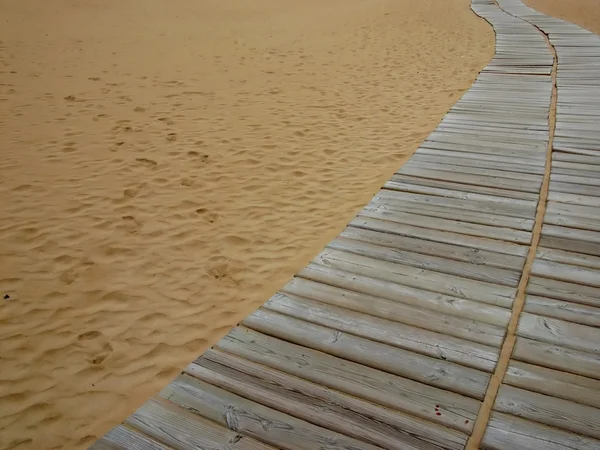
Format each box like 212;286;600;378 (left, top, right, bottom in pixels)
0;0;493;448
525;0;600;35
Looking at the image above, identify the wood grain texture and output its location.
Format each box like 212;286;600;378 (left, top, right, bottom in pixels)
517;312;600;354
312;248;517;308
198;349;468;450
513;337;600;381
126;398;274;450
482;412;600;450
216;326;481;432
89;425;171;450
185;357;451;450
298;264;512;327
161;374;383;450
505;360;600;409
494;385;600;440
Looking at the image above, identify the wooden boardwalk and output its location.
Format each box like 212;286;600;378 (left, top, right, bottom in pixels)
90;1;600;449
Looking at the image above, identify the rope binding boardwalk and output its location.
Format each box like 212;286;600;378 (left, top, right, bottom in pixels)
90;1;600;449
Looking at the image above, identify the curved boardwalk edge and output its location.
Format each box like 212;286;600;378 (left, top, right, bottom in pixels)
88;0;600;449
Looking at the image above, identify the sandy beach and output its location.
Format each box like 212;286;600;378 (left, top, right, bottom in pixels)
0;0;493;448
526;0;600;34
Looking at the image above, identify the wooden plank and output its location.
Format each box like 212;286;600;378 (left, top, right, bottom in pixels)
482;411;600;450
419;141;545;160
401;160;544;183
392;174;539;201
517;312;600;355
505;360;600;409
312;248;516;308
536;245;600;270
360;206;531;244
397;166;541;193
549;180;600;197
185;357;447;450
213;313;490;401
252;299;500;371
90;425;170;450
161;374;383;450
351;216;528;257
375;189;535;219
341;226;524;270
328;236;521;286
198;350;468;450
368;196;534;231
527;275;600;308
539;235;600;258
298;264;512;327
545;210;600;233
546;201;600;221
494;385;600;440
216;327;481;433
513;337;600;381
524;295;600;327
282;277;506;347
402;152;545;174
126;397;274;450
543;224;600;244
383;182;537;212
531;259;600;287
548;191;600;207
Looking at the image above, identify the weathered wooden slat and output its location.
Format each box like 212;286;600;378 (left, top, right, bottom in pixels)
513;337;600;381
220;310;490;401
548;191;600;207
185;358;445;450
539;235;600;257
531;259;600;287
392;174;539;201
402;152;545;173
351;216;528;257
361;206;532;244
161;374;384;450
312;248;517;307
368;195;534;231
199;349;467;450
252;299;500;371
126;398;274;450
517;312;600;354
328;236;521;286
536;246;600;270
524;295;600;327
495;385;600;440
375;188;536;219
383;182;537;212
298;264;512;327
89;425;170;450
482;411;600;450
397;165;542;193
282;277;506;347
527;275;600;307
543;224;600;244
341;226;524;270
505;360;600;409
216;327;481;433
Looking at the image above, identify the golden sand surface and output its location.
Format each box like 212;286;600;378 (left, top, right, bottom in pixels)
0;0;493;448
526;0;600;34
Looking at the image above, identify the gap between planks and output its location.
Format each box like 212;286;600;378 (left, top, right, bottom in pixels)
465;7;559;450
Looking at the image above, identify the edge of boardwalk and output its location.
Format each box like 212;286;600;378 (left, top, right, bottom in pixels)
90;1;600;449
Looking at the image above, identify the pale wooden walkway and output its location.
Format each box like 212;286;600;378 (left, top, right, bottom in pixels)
90;1;600;449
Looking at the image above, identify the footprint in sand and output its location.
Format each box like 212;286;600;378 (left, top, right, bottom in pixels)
76;331;113;365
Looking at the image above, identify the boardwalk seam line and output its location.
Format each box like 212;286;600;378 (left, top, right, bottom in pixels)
465;2;559;448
